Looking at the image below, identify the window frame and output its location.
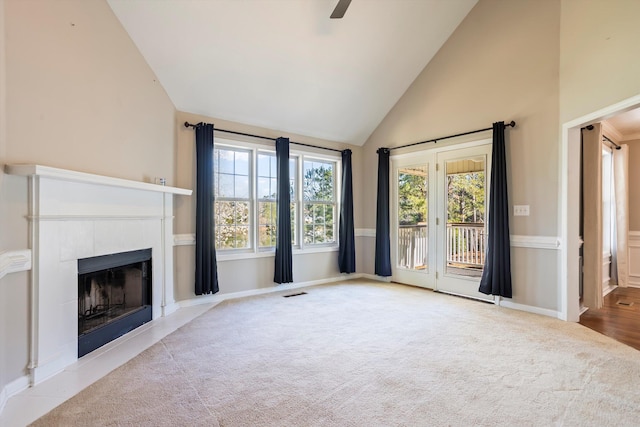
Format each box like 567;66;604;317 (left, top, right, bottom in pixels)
212;144;253;252
256;150;299;250
302;156;339;248
212;137;341;261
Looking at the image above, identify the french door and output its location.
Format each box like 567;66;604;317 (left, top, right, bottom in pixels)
391;142;494;302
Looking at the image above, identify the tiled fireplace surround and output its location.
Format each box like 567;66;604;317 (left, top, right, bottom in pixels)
6;165;191;386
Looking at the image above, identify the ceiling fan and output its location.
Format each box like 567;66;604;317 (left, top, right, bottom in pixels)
330;0;352;19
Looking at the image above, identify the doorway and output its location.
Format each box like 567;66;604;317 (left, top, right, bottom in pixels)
391;141;493;301
562;94;640;322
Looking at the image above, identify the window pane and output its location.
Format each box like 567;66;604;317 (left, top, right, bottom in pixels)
235;175;249;199
215;201;251;250
259;225;274;247
257;153;271;177
235;226;250;248
215;201;235;249
257;177;271;199
214;148;251;200
234;202;250;225
304;224;314;245
258;201;277;248
303;203;335;245
235;151;249;176
218;174;234;198
397;166;428;271
303;160;334;202
258;153;277;200
218;149;234;174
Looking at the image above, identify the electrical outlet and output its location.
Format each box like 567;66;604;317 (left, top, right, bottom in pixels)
514;205;530;216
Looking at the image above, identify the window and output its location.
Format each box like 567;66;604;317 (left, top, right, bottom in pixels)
303;159;336;245
213;139;339;255
257;153;297;248
214;147;251;249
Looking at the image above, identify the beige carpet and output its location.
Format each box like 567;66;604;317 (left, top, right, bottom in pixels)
32;280;640;426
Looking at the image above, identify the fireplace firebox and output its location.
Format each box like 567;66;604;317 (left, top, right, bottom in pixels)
78;249;152;357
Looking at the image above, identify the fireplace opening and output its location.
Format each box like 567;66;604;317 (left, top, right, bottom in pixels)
78;249;152;357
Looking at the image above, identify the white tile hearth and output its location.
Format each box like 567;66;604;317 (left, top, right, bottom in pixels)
0;302;215;427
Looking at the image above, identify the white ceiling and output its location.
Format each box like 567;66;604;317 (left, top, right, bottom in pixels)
107;0;478;146
606;107;640;141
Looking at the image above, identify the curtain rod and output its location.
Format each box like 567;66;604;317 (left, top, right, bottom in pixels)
584;125;621;150
603;135;621;150
388;120;516;151
184;121;343;153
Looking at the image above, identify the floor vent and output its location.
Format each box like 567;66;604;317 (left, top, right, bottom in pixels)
283;292;307;298
616;300;634;307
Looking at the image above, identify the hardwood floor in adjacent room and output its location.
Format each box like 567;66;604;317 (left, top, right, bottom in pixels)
579;287;640;351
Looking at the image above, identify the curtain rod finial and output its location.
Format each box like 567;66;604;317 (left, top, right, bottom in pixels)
507;121;516;128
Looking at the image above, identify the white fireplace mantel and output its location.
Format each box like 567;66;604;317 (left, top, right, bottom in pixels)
5;164;191;386
5;164;191;196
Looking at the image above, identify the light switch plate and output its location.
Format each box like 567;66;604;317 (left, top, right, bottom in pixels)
514;205;530;216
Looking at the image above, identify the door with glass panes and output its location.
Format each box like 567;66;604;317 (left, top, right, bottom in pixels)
391;143;494;301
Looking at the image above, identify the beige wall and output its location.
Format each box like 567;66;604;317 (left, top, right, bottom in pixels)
0;0;176;390
2;0;639;403
4;0;175;182
174;111;362;301
0;0;7;398
626;139;640;231
362;0;560;236
560;0;640;124
360;0;560;309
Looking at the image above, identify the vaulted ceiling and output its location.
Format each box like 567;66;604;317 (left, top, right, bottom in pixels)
108;0;478;146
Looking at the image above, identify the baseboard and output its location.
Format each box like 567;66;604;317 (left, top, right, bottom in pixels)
162;301;180;317
30;354;74;386
497;299;560;319
178;274;358;308
358;273;391;282
178;272;557;321
0;375;30;415
178;273;397;308
628;275;640;287
603;283;617;297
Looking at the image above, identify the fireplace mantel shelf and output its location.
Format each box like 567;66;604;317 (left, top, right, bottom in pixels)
5;164;192;196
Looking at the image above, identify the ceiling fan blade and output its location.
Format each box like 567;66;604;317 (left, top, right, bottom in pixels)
330;0;352;19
